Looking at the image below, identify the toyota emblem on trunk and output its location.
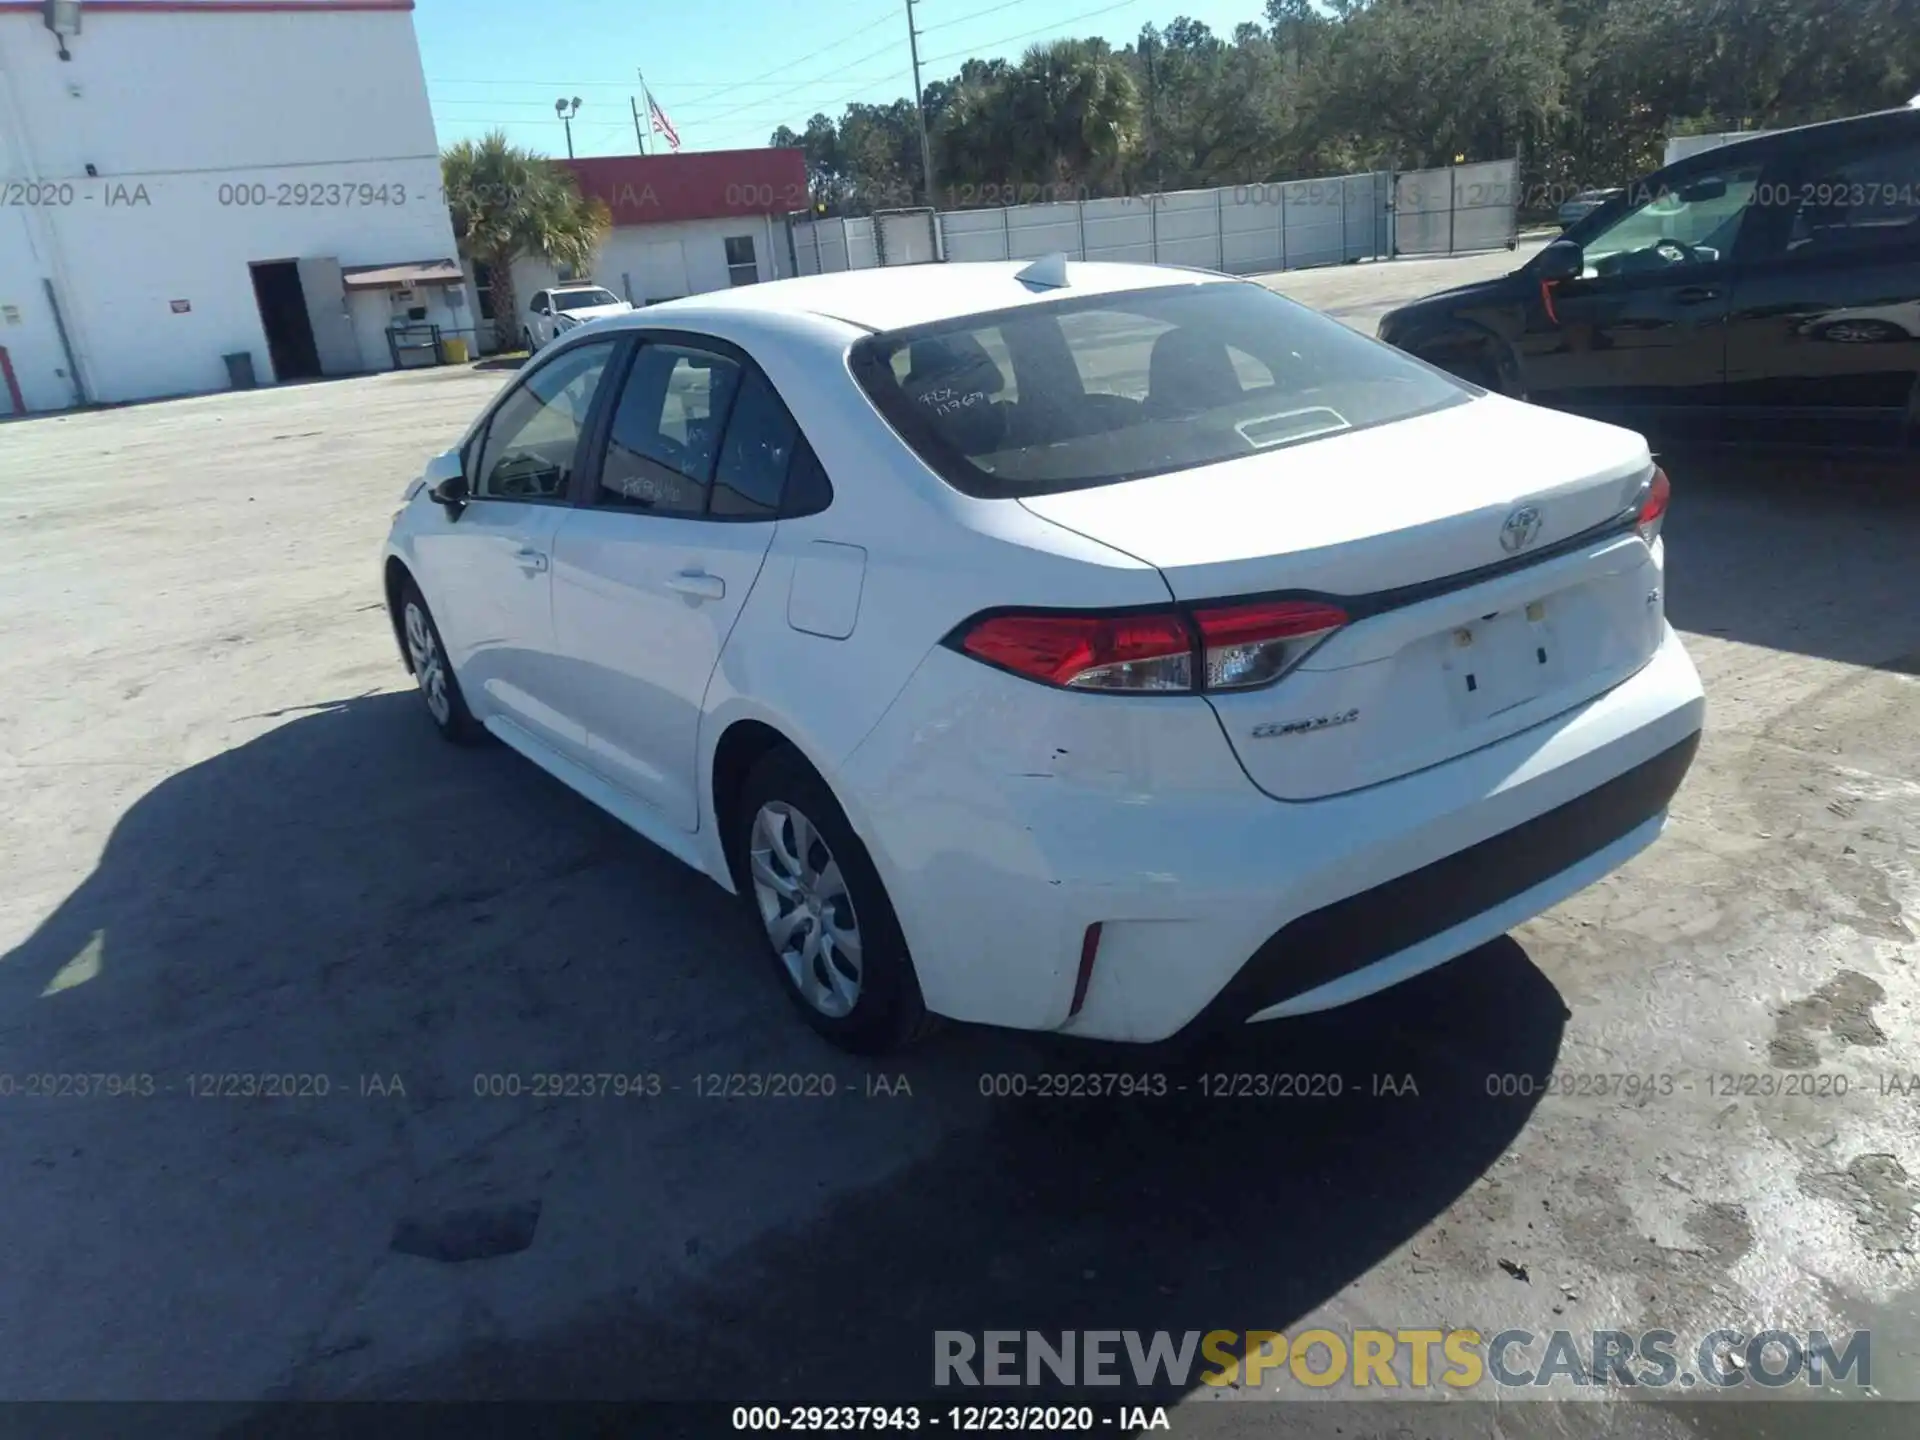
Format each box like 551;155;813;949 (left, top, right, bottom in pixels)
1500;505;1543;553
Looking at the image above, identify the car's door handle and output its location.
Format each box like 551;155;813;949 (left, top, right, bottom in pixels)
513;548;549;574
1672;286;1723;305
664;570;726;601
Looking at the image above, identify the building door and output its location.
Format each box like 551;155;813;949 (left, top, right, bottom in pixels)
641;240;689;303
249;261;322;381
295;257;363;375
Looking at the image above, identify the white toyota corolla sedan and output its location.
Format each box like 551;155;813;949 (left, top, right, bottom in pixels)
381;258;1704;1053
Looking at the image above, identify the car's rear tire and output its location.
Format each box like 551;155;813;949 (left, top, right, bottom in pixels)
400;579;485;745
732;746;938;1054
521;327;536;355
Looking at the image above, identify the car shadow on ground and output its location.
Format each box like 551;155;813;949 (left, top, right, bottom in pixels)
1659;449;1920;672
2;692;1568;1416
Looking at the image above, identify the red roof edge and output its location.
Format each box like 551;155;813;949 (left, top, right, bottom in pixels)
561;149;810;227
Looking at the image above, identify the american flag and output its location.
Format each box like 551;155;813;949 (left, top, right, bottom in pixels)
647;92;681;152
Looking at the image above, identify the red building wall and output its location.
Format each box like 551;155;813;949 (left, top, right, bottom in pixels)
562;150;809;226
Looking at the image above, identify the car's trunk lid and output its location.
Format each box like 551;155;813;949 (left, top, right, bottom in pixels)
1019;397;1667;800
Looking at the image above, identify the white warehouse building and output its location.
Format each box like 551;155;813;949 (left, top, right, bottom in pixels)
0;0;464;414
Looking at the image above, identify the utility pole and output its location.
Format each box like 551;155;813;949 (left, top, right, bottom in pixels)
904;0;937;209
630;95;648;155
1136;30;1152;197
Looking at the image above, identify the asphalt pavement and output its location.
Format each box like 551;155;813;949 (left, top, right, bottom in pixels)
0;249;1916;1437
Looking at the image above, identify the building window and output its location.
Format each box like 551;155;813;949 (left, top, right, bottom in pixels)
724;235;759;287
472;261;497;322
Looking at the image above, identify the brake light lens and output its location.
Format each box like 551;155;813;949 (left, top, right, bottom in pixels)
1192;600;1350;690
1635;466;1671;543
955;599;1348;694
959;611;1196;692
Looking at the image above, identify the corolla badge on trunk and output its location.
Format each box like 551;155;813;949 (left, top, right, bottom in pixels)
1500;505;1543;553
1252;708;1360;739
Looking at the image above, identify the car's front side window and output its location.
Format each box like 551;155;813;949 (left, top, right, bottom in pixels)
472;339;617;501
1579;161;1765;276
598;343;744;514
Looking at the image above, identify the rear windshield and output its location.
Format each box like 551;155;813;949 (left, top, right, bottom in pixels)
848;281;1470;498
554;288;620;312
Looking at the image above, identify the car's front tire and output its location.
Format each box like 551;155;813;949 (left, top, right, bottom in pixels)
732;746;937;1054
400;579;484;745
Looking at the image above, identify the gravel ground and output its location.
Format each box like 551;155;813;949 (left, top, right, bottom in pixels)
1;253;1916;1437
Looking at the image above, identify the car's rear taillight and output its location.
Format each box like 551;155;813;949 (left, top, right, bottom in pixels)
959;611;1196;692
1191;600;1349;691
954;599;1348;694
1635;466;1671;543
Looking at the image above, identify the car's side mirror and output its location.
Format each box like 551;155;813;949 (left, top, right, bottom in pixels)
1536;239;1584;282
423;450;469;513
429;473;469;510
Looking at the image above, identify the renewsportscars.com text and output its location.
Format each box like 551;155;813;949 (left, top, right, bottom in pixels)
934;1328;1870;1392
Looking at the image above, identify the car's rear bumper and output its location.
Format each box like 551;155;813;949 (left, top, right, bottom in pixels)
1185;728;1696;1036
838;624;1705;1043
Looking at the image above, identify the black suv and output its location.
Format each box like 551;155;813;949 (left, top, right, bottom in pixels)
1378;105;1920;451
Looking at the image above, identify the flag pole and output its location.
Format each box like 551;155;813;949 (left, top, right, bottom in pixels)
635;69;650;154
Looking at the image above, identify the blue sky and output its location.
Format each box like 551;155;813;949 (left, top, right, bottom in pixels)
415;0;1271;159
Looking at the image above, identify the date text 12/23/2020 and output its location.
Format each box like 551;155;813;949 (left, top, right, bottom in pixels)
730;1405;1171;1432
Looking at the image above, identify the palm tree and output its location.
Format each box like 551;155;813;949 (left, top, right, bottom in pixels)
441;132;611;352
1008;40;1142;193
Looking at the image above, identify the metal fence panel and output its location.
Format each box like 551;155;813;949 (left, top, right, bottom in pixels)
1393;167;1453;255
1220;186;1284;273
1278;177;1352;269
875;209;940;265
790;218;853;273
1007;202;1082;260
1448;159;1519;254
792;161;1511;278
1146;189;1213;269
1395;160;1518;256
845;217;878;270
939;207;1008;262
790;218;821;274
1080;197;1154;263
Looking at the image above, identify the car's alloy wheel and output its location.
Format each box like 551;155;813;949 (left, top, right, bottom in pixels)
732;747;937;1053
1821;320;1900;345
749;801;863;1019
400;580;483;744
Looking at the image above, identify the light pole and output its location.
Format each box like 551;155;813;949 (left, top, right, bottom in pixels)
555;96;582;159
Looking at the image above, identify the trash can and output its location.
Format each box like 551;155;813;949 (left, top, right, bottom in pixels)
440;336;470;365
223;351;257;390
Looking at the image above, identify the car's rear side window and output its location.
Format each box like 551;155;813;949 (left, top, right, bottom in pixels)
850;282;1468;498
599;343;743;514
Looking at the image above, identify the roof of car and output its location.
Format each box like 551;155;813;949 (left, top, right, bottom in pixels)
634;260;1236;334
1677;103;1920;167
